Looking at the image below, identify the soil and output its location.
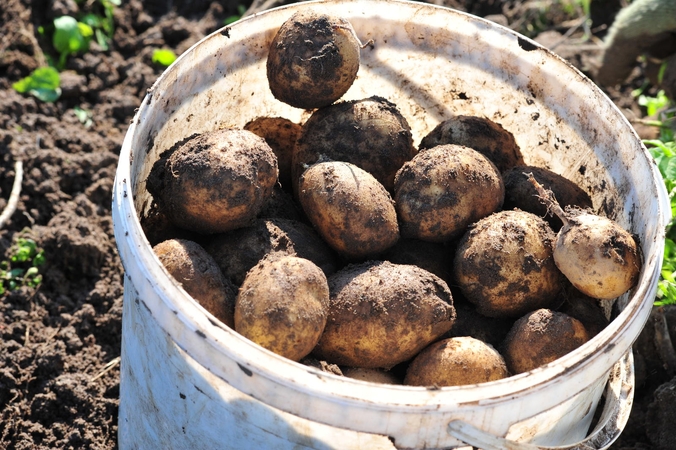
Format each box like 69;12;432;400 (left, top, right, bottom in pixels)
0;0;673;449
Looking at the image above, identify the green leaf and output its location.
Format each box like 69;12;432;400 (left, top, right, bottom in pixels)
12;67;61;103
152;49;177;67
53;16;92;56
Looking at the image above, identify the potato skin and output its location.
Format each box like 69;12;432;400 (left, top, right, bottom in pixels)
244;116;301;191
453;210;564;318
292;96;416;193
394;144;504;242
313;261;456;369
299;161;399;260
554;212;641;300
404;337;509;386
503;166;593;231
419;115;524;173
267;10;360;109
235;255;330;362
503;309;590;374
153;239;237;328
204;218;338;286
147;129;278;234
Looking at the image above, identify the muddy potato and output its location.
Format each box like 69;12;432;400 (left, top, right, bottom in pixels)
394;144;504;242
298;161;399;260
553;210;642;300
503;166;593;231
313;261;456;369
445;299;514;348
527;175;642;300
204;218;338;286
244;116;302;191
153;238;237;328
292;96;416;193
419;115;524;173
147;129;278;234
266;10;361;109
235;255;330;362
342;367;402;385
257;184;306;223
453;210;564;318
503;309;590;374
384;238;452;284
404;337;509;386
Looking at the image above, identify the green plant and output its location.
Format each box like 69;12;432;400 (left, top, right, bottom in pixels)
12;66;61;102
53;15;94;69
152;48;177;67
74;105;93;128
225;5;247;25
80;0;120;50
0;238;45;295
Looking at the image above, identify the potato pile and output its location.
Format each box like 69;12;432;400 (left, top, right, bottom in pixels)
144;9;642;386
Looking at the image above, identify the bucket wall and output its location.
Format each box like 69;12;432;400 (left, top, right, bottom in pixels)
112;1;670;448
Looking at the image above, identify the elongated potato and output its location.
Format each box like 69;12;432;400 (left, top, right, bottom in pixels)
153;238;237;328
313;261;456;369
267;10;361;109
147;129;278;234
453;210;564;318
394;144;504;242
298;161;399;260
404;337;509;386
235;255;330;362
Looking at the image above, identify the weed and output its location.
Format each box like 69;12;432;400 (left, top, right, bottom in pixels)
225;5;247;25
12;66;61;102
0;238;45;295
152;49;177;67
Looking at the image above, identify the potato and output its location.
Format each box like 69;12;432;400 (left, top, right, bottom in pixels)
342;367;401;385
445;299;514;348
453;210;564;318
384;238;452;284
257;184;306;223
292;96;416;193
235;254;330;362
204;218;338;286
558;285;610;338
153;238;237;328
244;116;301;191
394;144;504;242
404;337;509;386
313;261;456;369
266;10;360;109
419;115;524;173
147;129;278;234
298;161;399;260
503;166;593;231
503;309;590;374
527;174;642;300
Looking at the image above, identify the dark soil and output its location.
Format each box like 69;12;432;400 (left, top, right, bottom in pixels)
0;0;672;449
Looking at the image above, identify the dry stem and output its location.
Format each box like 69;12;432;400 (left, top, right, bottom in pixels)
525;172;569;227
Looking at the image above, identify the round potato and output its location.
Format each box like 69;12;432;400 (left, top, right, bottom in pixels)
404;337;509;386
153;238;237;328
266;10;360;109
244;116;302;191
384;238;452;284
503;309;590;374
503;166;593;231
453;210;564;318
235;255;330;362
394;144;504;242
292;96;416;193
313;261;456;369
419;115;524;173
298;161;399;260
204;218;338;286
147;129;278;234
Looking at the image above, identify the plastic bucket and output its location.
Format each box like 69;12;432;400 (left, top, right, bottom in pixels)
111;1;670;448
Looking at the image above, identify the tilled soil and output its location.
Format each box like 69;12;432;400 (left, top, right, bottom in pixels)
0;0;673;449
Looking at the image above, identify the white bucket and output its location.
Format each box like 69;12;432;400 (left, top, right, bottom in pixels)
112;1;670;448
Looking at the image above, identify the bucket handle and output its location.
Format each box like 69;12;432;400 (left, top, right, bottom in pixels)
447;350;634;450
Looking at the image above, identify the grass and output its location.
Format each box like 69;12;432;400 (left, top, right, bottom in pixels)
0;237;45;295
